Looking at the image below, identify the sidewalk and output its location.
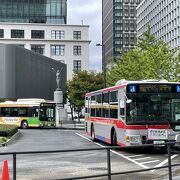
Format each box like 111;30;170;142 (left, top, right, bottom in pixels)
56;119;85;130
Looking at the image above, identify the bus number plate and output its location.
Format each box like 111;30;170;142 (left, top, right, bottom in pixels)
148;129;168;140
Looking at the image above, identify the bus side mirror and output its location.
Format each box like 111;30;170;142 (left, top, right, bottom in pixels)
126;99;132;104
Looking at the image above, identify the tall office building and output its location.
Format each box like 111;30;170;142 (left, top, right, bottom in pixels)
0;0;90;80
102;0;141;63
137;0;180;50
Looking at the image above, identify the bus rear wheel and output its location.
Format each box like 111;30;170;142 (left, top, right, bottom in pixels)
91;125;96;142
21;120;28;129
111;130;117;146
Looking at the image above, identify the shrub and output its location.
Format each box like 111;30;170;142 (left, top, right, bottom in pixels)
0;124;18;137
0;137;7;144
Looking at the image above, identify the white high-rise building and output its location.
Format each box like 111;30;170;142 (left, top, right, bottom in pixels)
0;0;90;80
137;0;180;49
0;23;90;80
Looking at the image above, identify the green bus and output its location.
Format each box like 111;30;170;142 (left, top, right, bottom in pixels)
0;99;56;128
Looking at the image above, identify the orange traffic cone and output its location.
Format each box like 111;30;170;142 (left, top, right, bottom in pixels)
1;160;9;180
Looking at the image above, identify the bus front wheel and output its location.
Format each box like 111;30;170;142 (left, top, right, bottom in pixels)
21;120;28;129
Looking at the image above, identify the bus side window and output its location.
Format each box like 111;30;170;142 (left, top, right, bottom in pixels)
19;108;28;117
110;108;117;118
10;107;19;117
1;107;10;117
90;108;95;117
119;99;125;120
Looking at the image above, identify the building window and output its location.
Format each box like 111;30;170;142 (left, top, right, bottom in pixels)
0;29;4;38
31;30;44;39
73;46;81;55
11;30;24;38
73;31;81;40
124;6;129;17
31;45;45;55
73;60;81;71
51;45;65;55
51;30;65;39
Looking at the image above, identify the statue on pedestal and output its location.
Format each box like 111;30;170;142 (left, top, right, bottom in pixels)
56;69;60;91
52;67;63;91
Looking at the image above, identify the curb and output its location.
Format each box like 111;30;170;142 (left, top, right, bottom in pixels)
1;131;22;147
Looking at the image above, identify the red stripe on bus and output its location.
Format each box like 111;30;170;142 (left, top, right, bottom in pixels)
85;117;171;130
85;84;126;96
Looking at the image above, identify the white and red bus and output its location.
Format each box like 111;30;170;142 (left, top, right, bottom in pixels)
85;79;180;147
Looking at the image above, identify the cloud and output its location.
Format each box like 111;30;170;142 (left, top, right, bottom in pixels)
67;0;102;72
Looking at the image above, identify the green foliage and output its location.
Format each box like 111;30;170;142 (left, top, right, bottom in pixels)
0;124;18;136
0;137;7;144
66;70;104;111
107;29;180;86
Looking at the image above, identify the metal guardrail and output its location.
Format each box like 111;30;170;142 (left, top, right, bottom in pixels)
0;142;180;180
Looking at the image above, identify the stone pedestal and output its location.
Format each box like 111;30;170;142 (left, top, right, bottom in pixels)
55;107;67;127
54;90;67;127
54;90;63;104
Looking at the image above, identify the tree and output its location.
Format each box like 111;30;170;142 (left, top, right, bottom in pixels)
66;70;104;120
107;29;180;86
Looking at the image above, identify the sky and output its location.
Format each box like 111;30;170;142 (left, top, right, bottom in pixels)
67;0;102;72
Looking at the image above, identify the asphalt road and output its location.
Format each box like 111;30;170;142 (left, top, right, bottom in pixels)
0;129;180;180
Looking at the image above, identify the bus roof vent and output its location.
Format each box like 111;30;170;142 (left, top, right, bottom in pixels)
115;79;140;85
142;79;168;82
17;98;46;103
4;101;14;103
115;79;128;85
116;79;168;85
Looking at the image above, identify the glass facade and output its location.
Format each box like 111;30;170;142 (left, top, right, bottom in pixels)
0;0;67;24
103;0;141;61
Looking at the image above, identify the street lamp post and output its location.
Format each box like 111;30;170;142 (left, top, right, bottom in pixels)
96;43;106;88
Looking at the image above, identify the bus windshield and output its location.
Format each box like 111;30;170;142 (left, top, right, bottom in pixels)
126;93;180;125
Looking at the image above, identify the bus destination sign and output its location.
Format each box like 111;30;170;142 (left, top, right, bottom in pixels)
139;84;172;93
127;84;180;93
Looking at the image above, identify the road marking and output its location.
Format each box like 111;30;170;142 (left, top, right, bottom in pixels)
75;133;149;169
109;149;150;169
133;157;151;161
141;160;160;164
127;154;144;158
76;133;179;172
154;154;178;168
76;133;92;142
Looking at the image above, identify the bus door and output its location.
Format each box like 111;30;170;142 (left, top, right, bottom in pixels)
39;103;56;127
171;99;180;131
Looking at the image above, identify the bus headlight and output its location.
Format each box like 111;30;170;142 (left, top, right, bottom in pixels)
130;136;140;143
126;135;140;143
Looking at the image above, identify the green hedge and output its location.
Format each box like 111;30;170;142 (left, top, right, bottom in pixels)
0;124;18;137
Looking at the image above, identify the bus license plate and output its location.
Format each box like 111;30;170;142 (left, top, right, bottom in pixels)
148;129;168;140
154;141;165;147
